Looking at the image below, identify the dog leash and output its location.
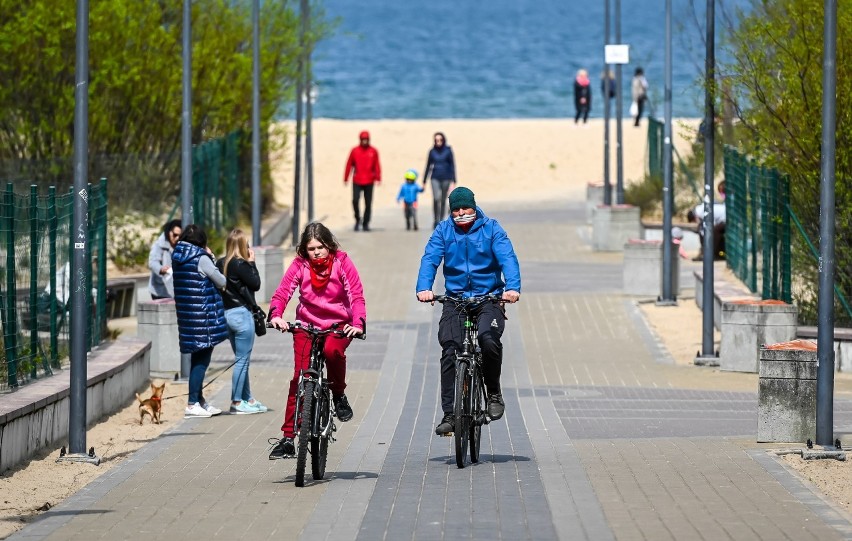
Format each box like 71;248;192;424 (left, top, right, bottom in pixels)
161;358;239;401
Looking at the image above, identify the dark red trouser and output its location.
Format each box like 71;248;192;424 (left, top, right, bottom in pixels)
281;331;350;438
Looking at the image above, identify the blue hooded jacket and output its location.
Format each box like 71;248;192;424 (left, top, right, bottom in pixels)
416;207;521;297
171;241;228;354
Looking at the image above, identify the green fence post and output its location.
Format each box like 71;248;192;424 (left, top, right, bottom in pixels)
48;186;58;368
748;162;758;292
781;175;792;303
29;185;38;379
5;182;17;388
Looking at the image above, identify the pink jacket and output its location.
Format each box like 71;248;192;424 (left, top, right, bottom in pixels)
268;251;367;330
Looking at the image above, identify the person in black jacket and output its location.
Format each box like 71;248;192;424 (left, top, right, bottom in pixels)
217;228;267;415
573;69;592;124
423;132;457;229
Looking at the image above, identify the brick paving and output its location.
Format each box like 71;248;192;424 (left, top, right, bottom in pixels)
10;197;852;541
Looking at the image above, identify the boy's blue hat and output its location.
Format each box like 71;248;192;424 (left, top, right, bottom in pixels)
449;187;476;210
404;169;418;181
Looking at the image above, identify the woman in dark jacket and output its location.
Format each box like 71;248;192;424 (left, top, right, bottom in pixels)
217;228;267;414
422;132;456;229
574;69;592;124
172;224;228;418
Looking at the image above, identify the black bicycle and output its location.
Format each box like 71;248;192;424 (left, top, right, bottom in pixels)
432;295;503;468
275;319;366;487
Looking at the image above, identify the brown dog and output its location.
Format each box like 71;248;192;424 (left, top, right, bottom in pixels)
136;382;166;424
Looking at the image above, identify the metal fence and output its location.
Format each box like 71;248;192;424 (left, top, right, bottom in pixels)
723;147;792;302
647;117;701;200
0;180;108;391
191;131;242;234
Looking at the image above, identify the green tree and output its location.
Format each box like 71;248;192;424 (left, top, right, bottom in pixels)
719;0;852;324
0;0;321;213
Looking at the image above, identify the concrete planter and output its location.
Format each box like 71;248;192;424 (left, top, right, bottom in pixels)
592;205;642;252
254;245;285;304
720;300;798;373
757;340;816;443
585;182;604;224
137;299;179;376
622;239;679;297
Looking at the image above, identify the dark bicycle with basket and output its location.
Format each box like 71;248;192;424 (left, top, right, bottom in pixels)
431;295;504;468
269;318;366;487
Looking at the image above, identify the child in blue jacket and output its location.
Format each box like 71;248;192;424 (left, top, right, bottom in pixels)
397;169;425;231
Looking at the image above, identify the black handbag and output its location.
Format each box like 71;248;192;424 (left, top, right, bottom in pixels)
238;284;267;337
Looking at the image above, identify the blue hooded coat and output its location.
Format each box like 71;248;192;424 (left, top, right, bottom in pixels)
171;241;228;354
416;207;521;297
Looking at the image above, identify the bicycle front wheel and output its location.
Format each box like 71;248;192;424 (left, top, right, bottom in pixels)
454;357;470;468
311;386;331;480
469;359;485;463
295;380;315;487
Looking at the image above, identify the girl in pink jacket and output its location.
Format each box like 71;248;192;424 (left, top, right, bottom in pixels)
267;223;366;459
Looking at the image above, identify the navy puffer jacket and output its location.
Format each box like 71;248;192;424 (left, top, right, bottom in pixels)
172;241;228;354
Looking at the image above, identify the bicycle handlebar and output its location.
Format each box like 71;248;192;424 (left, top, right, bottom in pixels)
430;294;505;306
265;317;367;340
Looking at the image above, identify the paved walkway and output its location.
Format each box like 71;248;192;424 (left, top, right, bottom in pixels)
11;198;852;541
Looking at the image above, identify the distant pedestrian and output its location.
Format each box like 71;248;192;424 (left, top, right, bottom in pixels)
343;130;381;232
601;70;616;102
422;131;456;229
148;219;182;300
172;224;228;419
573;69;592;124
631;67;649;127
397;169;425;231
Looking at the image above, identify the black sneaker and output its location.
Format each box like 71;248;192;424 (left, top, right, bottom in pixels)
435;413;455;436
268;437;295;459
334;394;354;422
487;393;505;420
354;221;361;232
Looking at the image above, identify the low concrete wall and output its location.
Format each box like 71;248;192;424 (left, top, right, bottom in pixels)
0;337;151;473
720;300;798;373
694;269;759;330
757;340;816;443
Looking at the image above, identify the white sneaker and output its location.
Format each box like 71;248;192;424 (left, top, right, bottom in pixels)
185;402;213;418
202;403;222;416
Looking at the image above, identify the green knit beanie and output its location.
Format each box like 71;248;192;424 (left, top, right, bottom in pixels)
448;187;476;211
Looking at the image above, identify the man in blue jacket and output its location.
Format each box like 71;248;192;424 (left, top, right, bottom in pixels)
416;187;521;436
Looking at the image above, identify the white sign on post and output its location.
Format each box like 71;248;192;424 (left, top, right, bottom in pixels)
605;44;630;65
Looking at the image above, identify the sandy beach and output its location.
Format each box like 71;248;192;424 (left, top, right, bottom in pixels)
270;118;700;231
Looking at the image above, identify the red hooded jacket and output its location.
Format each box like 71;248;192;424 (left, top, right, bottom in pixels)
344;132;381;186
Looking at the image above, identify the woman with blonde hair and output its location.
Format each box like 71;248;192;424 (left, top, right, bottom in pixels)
217;228;266;414
573;68;592;124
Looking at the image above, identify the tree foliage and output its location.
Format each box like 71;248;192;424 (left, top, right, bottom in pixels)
719;0;852;324
0;0;318;212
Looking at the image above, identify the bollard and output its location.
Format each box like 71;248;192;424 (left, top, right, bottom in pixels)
137;299;181;377
757;340;817;443
720;300;798;372
592;204;642;252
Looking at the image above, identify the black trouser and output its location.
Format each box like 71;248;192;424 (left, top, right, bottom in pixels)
352;183;374;227
575;104;589;123
404;202;417;230
437;300;506;414
634;97;646;126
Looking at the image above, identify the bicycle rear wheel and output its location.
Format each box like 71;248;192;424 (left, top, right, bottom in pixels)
454;357;470;468
469;359;485;463
311;386;331;480
295;380;315;487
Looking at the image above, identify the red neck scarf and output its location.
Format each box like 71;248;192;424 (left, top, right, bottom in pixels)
309;254;334;289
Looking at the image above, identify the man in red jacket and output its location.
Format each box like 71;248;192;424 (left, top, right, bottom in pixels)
344;130;381;232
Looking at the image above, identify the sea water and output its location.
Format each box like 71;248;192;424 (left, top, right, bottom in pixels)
312;0;748;120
